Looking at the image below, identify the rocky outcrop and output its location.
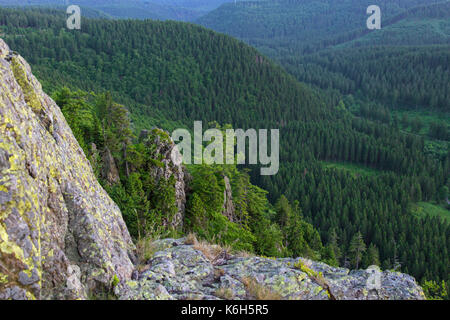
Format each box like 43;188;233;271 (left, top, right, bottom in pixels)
0;39;135;300
222;176;235;222
100;146;120;186
139;129;186;229
115;239;425;300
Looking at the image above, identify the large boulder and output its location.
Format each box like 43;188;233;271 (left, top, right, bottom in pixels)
0;39;135;300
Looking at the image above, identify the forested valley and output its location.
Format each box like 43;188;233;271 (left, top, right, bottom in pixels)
0;6;448;299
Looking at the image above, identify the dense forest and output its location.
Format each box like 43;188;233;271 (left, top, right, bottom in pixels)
0;0;232;21
281;46;450;112
198;0;448;52
0;7;448;299
199;1;450;111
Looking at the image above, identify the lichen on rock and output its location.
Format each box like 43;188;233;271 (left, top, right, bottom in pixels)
0;38;135;300
115;238;425;300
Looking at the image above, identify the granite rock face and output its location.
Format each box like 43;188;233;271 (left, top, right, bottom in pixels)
115;239;425;300
138;128;186;229
0;39;135;300
222;176;235;222
101;146;121;186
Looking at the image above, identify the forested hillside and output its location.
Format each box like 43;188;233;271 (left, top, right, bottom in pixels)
0;0;232;21
0;0;190;20
198;0;447;52
282;46;450;112
199;1;450;113
0;7;448;298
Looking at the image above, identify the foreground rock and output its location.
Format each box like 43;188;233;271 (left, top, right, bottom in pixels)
115;239;425;300
0;39;135;299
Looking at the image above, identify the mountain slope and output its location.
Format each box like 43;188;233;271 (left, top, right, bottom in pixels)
0;0;233;21
198;0;447;52
281;46;450;112
338;2;450;47
198;1;450;112
1;8;448;291
0;7;331;131
0;37;428;300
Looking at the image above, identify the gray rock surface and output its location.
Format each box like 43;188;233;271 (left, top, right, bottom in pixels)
101;146;120;186
0;38;135;300
222;175;235;222
139;129;186;229
115;239;425;300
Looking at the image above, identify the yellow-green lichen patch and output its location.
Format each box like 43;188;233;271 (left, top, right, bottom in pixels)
0;222;21;255
25;291;36;300
0;141;24;174
91;268;106;278
0;137;43;292
313;285;323;296
294;260;333;299
0;273;8;284
10;57;43;115
111;274;120;288
0;41;8;59
126;280;138;289
0;219;41;276
0;223;32;269
297;273;307;282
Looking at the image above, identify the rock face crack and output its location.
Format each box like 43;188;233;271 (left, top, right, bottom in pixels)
62;190;83;266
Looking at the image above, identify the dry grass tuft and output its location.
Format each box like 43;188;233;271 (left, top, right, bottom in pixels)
193;240;224;261
235;250;254;258
136;236;158;263
214;268;226;279
184;232;198;245
184;233;239;266
215;287;234;300
241;276;282;300
185;233;226;261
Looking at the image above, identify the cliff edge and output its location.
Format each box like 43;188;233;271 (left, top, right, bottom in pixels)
115;238;425;300
0;39;134;300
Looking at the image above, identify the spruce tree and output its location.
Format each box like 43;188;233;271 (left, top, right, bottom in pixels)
349;232;367;269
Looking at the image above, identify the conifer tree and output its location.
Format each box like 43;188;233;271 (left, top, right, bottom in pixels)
349;232;367;269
